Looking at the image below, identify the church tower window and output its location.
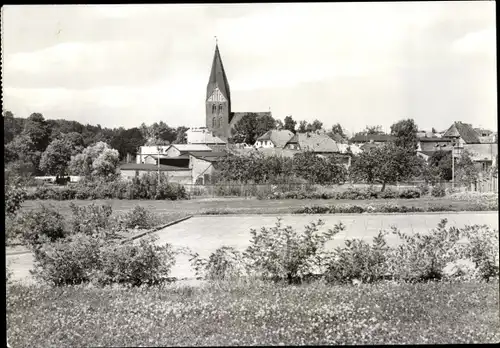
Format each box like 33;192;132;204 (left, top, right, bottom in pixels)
212;117;216;128
218;104;223;113
212;104;216;114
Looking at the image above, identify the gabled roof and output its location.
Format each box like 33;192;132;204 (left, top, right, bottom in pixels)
256;129;295;148
207;44;230;103
120;163;190;172
285;132;339;153
329;133;347;144
418;137;454;142
189;151;229;162
443;122;480;144
350;134;395;143
169;144;213;152
229;111;273;126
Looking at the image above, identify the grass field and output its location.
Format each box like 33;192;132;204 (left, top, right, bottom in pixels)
7;280;499;346
19;196;498;218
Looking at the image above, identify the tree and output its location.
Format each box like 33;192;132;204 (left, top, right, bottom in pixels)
69;142;120;180
313;119;323;131
276;119;284;130
3;110;24;144
455;151;479;187
298;120;308;133
356;125;384;136
330;123;345;138
230;113;276;144
428;150;452;181
5;134;41;173
174;126;189;144
432;127;437;134
284;116;297;133
39;138;75;178
390;119;419;150
293;152;346;184
349;143;424;191
58;132;85;155
110;127;145;159
23;113;51;153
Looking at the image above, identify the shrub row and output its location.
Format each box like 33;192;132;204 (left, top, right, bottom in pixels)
7;203;163;247
190;218;499;285
21;213;499;287
32;234;175;287
25;173;187;201
264;187;425;200
293;201;498;214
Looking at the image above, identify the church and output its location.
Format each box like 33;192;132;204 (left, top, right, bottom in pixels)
205;43;272;141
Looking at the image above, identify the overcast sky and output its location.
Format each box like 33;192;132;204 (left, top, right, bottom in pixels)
1;2;497;134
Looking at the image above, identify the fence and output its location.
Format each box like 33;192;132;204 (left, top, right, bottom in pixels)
182;181;458;199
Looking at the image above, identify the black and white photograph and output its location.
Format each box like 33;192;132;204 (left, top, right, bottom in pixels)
3;2;498;346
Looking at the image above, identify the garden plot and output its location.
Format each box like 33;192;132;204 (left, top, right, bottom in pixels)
152;212;499;279
7;212;498;282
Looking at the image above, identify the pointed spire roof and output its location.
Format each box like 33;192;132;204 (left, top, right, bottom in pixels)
207;44;231;102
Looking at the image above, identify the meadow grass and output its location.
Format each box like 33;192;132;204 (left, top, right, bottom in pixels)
20;196;498;217
7;280;499;346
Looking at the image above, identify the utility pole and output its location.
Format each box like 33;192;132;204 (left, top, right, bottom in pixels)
451;142;455;188
157;146;161;184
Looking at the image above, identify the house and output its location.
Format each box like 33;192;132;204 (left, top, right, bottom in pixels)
189;151;229;184
137;144;212;165
283;132;340;154
443;121;481;145
463;144;498;172
119;163;192;185
349;134;395;145
416;137;454;152
254;129;295;149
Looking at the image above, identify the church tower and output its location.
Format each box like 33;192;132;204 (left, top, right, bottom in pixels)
206;43;231;140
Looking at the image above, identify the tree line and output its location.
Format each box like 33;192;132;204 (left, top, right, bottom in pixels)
3;110;189;179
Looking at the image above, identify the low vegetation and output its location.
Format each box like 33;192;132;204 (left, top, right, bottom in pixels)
7;281;499;346
26;173;187;201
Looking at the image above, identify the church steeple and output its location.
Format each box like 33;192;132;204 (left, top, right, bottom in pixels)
206;42;231;140
207;43;231;106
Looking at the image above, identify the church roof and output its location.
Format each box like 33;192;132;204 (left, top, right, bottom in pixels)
207;44;231;103
229;111;273;126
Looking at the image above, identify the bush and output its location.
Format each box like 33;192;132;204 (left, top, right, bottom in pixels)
337;188;370;200
15;205;67;246
31;233;102;286
325;231;390;284
398;188;421;199
384;219;499;282
431;185;446;197
94;236;176;287
190;246;248;281
131;173;187;200
118;205;160;230
28;185;60;200
5;182;27;217
69;203;114;237
418;183;430;196
243;218;345;283
377;188;398;199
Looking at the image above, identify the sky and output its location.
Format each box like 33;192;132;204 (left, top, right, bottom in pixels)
1;2;497;134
